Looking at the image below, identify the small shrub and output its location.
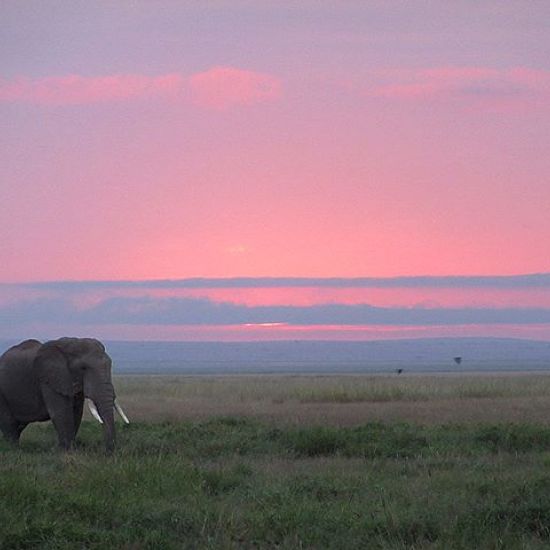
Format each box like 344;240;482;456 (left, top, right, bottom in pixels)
285;426;349;457
473;424;550;453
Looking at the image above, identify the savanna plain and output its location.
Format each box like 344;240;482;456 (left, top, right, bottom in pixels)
4;374;550;548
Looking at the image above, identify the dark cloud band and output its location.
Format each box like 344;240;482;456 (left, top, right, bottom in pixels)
2;295;550;327
5;273;550;290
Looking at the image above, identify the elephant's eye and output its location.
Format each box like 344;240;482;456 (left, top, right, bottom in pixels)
73;360;86;371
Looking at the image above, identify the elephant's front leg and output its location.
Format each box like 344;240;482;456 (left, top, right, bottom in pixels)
40;385;75;450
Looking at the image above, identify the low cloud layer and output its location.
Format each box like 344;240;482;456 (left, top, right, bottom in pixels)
2;276;550;340
9;273;550;290
2;295;550;327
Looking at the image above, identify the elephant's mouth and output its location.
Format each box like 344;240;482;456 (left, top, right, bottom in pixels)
87;399;130;425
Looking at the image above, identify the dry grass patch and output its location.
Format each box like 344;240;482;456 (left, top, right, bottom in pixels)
109;373;550;426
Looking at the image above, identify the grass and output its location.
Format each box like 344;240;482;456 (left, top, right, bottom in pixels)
115;373;550;425
4;374;550;547
119;373;545;404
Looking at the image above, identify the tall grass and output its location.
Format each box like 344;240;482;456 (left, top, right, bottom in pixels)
118;373;550;403
114;373;550;426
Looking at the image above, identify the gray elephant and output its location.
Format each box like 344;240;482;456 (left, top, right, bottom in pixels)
0;337;129;452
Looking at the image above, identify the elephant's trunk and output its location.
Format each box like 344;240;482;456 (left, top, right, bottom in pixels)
96;397;115;453
85;375;116;453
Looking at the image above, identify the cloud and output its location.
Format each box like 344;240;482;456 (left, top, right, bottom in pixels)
0;67;281;108
9;273;550;291
0;73;184;105
189;66;282;109
368;66;550;106
2;295;550;327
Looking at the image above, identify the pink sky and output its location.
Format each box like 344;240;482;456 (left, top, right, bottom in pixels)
1;3;549;341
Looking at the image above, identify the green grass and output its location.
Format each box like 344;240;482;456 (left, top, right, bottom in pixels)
4;418;550;548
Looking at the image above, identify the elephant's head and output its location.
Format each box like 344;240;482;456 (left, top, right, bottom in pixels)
34;337;124;452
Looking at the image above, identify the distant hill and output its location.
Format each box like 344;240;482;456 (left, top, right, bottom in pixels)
103;338;550;374
2;337;549;375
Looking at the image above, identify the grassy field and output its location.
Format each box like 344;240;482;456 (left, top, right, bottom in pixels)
3;374;550;548
117;373;550;425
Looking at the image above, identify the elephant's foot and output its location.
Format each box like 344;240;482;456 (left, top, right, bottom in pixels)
57;437;76;452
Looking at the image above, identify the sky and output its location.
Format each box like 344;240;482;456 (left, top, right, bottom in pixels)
1;2;550;341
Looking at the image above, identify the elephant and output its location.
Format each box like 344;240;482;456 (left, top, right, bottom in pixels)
0;337;129;452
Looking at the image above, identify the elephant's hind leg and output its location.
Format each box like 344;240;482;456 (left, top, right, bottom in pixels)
0;392;21;445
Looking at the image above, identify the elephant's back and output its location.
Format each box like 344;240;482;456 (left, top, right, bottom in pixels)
0;341;44;418
0;340;41;365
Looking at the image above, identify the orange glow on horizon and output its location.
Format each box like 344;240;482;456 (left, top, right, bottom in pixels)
19;323;549;342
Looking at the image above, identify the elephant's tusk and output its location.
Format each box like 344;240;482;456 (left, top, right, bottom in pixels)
115;400;130;424
87;399;104;424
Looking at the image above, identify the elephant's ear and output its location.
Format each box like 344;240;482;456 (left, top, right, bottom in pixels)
34;343;73;397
